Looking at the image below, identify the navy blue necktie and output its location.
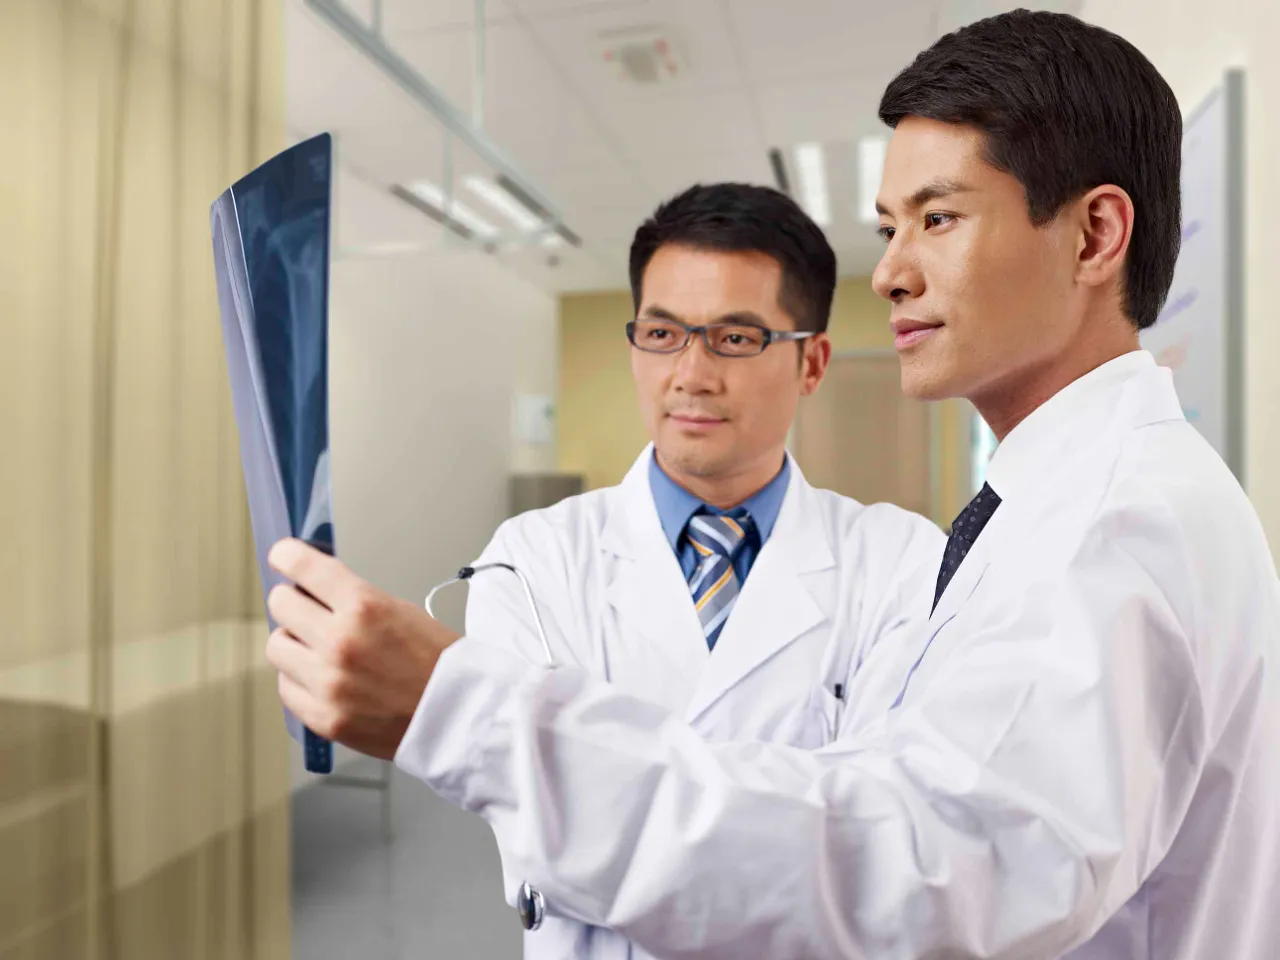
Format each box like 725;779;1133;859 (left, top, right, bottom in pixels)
934;482;1001;612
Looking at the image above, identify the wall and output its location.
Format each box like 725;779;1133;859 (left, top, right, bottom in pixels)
1080;0;1279;555
321;169;558;764
557;289;645;492
558;277;970;526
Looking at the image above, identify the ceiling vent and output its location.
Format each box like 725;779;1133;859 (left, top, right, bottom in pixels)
594;26;684;85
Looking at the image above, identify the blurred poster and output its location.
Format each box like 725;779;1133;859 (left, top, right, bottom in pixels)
210;132;336;773
1140;70;1245;481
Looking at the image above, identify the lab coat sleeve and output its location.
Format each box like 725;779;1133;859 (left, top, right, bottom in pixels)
397;502;1206;959
463;513;580;669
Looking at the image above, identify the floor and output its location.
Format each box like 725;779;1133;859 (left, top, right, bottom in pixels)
291;756;523;960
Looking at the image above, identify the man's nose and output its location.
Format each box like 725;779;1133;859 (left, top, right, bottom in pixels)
671;332;723;392
872;237;924;303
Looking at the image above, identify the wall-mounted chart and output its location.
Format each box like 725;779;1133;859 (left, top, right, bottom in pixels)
1140;69;1246;482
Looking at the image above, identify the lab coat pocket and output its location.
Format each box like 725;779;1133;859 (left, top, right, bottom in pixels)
776;684;842;749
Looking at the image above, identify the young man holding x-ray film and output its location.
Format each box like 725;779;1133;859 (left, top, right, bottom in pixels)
266;10;1280;959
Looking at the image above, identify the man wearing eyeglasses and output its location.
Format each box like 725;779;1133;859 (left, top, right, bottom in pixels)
458;178;944;772
264;182;943;953
456;185;944;789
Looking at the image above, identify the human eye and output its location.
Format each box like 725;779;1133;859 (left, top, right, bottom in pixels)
725;329;756;346
714;325;767;355
638;320;678;341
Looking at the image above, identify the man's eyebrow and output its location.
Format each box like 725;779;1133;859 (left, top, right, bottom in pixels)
876;178;974;217
639;305;681;321
637;307;771;327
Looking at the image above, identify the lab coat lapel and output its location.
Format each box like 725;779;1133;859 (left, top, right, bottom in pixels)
601;449;710;680
927;358;1185;629
684;467;834;724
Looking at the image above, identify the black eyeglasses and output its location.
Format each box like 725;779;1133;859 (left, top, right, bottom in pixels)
626;317;814;358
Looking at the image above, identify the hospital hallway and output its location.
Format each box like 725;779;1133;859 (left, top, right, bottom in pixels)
291;757;521;959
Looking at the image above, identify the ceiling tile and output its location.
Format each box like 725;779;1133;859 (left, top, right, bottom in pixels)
484;97;625;175
723;0;936;85
606;90;763;162
512;0;653;21
381;0;513;34
519;0;749;99
640;148;776;205
756;76;885;148
389;20;556;117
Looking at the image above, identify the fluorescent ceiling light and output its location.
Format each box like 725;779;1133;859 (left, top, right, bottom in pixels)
405;180;500;240
492;174;583;248
858;135;888;224
465;176;544;234
793;142;831;227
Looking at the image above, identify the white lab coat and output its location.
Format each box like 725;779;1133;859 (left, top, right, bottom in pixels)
397;353;1280;959
451;451;941;956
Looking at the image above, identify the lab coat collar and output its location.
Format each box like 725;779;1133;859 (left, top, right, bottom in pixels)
601;446;836;722
985;350;1156;502
930;350;1184;626
602;447;717;683
601;446;666;561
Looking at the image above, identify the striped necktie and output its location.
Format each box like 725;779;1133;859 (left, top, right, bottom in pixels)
685;510;753;650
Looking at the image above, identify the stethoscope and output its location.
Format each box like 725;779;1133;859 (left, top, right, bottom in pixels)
425;563;557;669
424;562;556;932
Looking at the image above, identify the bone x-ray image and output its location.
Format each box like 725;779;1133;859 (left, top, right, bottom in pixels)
210;132;336;773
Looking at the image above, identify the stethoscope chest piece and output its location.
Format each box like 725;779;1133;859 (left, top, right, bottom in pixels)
517;881;546;931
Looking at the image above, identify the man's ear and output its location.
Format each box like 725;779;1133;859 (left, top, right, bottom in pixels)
800;333;833;396
1074;184;1134;291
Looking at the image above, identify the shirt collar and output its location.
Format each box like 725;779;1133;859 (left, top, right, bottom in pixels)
648;452;792;552
985;350;1154;502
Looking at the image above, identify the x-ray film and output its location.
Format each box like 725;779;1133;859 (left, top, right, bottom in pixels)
210;133;336;774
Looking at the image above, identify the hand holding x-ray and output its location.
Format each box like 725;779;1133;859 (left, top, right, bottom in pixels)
209;133;339;773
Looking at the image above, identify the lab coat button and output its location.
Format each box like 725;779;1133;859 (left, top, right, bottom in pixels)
517;882;545;930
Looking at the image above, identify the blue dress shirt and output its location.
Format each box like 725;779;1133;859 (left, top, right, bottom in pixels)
648;452;791;586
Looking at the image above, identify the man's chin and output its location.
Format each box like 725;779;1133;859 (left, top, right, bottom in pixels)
656;442;731;480
899;360;959;402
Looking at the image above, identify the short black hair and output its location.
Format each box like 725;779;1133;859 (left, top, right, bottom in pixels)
629;183;837;334
879;9;1181;330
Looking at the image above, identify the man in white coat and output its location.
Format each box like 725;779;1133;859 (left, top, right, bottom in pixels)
457;183;945;952
266;10;1280;959
468;183;943;728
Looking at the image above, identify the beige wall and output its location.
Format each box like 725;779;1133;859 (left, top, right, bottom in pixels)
557;289;645;493
1081;0;1279;555
558;277;970;526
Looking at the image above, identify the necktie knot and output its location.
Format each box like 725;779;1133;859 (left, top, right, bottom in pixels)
686;510;753;561
951;482;1001;543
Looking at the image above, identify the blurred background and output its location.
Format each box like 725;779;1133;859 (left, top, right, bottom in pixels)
2;0;1276;957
